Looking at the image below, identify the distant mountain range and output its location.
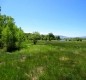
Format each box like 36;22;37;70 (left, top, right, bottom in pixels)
79;36;86;38
58;35;86;39
58;35;68;39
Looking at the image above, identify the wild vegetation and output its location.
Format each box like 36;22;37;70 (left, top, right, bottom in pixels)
0;14;86;80
0;15;24;52
0;41;86;80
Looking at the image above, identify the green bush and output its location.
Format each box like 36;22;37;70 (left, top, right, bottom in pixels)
0;15;25;52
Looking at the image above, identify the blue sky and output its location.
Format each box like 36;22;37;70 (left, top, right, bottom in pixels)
1;0;86;37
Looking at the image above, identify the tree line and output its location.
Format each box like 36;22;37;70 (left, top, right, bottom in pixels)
24;32;61;45
0;14;60;52
1;14;84;52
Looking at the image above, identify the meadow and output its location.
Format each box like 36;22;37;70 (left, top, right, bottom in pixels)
0;41;86;80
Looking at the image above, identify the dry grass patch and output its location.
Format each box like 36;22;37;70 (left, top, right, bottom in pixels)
20;56;27;62
59;56;69;61
0;61;5;66
60;48;65;51
25;66;44;80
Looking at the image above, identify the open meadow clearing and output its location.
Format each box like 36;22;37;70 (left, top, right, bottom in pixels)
0;41;86;80
0;0;86;80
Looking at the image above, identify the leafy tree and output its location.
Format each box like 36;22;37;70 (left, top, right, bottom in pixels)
55;36;61;40
0;15;24;51
1;25;16;51
48;33;55;41
27;33;33;40
75;37;82;41
16;27;24;49
24;33;31;40
41;34;45;40
44;35;49;40
32;32;40;44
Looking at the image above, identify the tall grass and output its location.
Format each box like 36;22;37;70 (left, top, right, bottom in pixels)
0;41;86;80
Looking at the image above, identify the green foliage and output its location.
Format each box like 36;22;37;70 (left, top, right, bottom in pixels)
0;15;24;52
2;25;15;51
24;33;31;40
32;32;40;40
39;34;48;40
75;37;82;41
48;33;55;41
55;36;61;40
0;39;3;48
16;27;24;49
0;41;86;80
41;34;45;40
44;35;49;40
31;32;41;44
66;38;82;42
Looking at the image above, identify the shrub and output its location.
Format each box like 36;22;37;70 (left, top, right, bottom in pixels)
0;15;24;52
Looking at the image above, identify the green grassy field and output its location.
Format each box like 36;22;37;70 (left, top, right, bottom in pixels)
0;41;86;80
